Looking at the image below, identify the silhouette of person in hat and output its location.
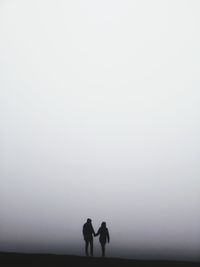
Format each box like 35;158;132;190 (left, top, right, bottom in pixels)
82;218;95;256
95;221;110;257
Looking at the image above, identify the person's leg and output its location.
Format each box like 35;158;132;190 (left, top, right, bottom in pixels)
100;242;105;257
85;240;89;256
90;239;93;256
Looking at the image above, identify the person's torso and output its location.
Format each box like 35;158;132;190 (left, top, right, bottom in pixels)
99;227;108;237
83;223;94;237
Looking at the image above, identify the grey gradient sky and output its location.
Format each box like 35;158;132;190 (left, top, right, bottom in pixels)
0;0;200;261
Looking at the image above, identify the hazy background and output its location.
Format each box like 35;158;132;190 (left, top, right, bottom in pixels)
0;0;200;261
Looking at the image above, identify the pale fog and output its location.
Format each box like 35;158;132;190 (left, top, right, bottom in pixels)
0;0;200;262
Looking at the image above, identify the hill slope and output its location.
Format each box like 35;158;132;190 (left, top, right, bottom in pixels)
0;252;199;267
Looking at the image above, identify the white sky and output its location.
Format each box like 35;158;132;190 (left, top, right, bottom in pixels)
0;0;200;261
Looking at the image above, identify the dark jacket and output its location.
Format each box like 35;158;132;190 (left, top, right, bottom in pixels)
83;222;95;240
96;226;110;244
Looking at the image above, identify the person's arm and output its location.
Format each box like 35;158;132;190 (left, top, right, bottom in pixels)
82;225;85;238
91;225;96;236
94;228;100;237
82;226;84;235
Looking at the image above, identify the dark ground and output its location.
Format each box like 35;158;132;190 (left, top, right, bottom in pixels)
0;252;199;267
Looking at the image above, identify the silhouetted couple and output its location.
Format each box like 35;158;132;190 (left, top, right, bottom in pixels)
82;218;110;257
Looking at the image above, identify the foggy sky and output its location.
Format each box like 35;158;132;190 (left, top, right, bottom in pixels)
0;0;200;261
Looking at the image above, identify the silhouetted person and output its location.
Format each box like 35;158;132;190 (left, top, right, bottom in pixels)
82;218;95;256
95;222;110;257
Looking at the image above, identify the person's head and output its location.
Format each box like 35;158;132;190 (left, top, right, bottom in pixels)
87;218;92;223
101;221;106;227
